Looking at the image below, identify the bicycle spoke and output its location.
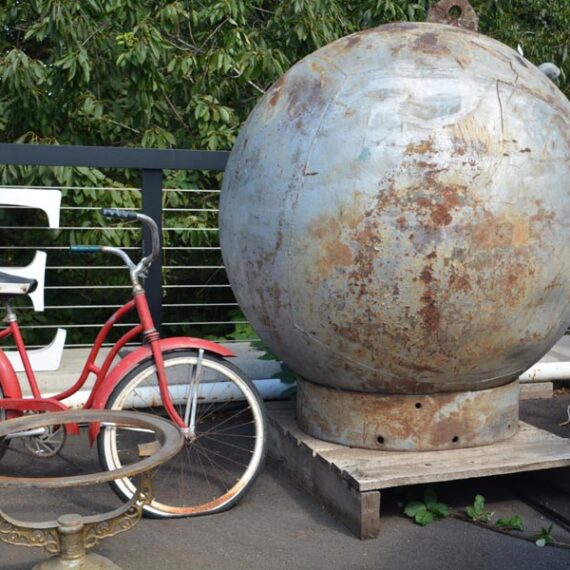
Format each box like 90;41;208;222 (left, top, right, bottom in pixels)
194;442;251;470
192;437;214;493
196;406;251;436
192;441;233;492
198;418;257;438
195;434;255;455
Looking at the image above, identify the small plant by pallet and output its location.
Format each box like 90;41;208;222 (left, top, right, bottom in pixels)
403;488;564;548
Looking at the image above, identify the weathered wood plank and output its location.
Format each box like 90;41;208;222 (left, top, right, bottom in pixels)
269;406;570;488
312;455;381;539
267;412;381;539
266;403;570;538
317;423;570;491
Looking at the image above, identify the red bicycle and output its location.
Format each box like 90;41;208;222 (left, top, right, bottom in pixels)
0;208;267;517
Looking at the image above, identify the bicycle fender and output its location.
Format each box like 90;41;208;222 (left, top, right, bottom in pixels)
0;351;23;400
87;337;235;442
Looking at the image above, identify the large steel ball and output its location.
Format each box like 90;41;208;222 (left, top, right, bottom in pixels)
220;22;570;395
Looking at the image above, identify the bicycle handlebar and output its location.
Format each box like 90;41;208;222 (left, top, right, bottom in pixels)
100;209;160;264
101;208;138;221
137;213;161;269
69;209;161;286
101;208;160;279
70;245;103;253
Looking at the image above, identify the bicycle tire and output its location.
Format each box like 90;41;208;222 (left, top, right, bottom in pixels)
97;349;267;518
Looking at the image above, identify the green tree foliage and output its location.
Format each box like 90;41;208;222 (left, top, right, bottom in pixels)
478;0;570;90
0;0;567;343
1;0;567;153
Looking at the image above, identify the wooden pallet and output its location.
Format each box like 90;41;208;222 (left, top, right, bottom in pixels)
267;401;570;539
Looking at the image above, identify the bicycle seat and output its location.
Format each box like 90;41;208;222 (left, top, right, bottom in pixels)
0;271;38;300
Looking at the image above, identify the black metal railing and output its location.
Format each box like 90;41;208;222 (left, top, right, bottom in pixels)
0;143;230;334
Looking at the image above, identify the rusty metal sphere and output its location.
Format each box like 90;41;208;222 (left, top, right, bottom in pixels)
219;21;570;401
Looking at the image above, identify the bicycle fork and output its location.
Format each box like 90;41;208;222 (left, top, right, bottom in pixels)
134;288;199;440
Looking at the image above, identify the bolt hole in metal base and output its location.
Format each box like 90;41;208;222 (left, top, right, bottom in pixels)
297;378;519;451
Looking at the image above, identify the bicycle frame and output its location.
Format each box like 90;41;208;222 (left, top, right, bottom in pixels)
0;299;141;409
0;288;235;437
0;209;237;442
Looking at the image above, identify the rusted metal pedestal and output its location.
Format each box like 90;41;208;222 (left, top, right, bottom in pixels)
268;401;570;539
297;379;520;451
0;410;183;569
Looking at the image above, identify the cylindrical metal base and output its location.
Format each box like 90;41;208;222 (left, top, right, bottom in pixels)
297;379;519;451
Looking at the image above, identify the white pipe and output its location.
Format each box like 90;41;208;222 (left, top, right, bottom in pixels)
519;362;570;382
40;364;570;409
41;362;570;408
51;378;288;409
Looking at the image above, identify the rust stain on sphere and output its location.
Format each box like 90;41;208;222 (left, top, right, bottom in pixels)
220;22;570;395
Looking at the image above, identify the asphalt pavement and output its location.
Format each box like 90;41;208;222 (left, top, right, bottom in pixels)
1;395;570;570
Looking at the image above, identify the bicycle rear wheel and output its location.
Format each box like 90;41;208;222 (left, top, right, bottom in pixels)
97;349;267;518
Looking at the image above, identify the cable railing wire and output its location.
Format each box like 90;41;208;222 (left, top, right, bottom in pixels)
1;181;244;348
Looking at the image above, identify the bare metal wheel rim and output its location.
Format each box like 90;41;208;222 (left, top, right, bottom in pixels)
100;353;266;516
0;410;184;488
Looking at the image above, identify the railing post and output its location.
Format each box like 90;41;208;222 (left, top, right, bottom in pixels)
141;169;163;333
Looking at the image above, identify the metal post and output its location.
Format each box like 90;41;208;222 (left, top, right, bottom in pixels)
141;169;163;333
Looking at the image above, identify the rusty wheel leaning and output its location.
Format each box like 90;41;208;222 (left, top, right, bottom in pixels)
97;350;267;518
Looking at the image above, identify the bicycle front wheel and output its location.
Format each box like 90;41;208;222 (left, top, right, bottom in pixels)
97;350;267;518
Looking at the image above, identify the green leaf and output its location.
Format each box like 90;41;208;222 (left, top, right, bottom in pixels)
466;506;477;521
496;515;524;531
404;501;426;519
414;510;434;526
534;524;554;546
430;502;450;518
473;495;485;514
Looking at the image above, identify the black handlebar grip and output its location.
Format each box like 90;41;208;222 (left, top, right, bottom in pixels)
101;208;138;221
70;245;103;253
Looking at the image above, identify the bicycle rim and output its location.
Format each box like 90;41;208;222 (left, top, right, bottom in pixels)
98;351;266;517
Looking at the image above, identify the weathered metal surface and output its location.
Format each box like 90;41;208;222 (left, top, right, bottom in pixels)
220;20;570;399
297;378;519;451
0;410;183;488
427;0;479;31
